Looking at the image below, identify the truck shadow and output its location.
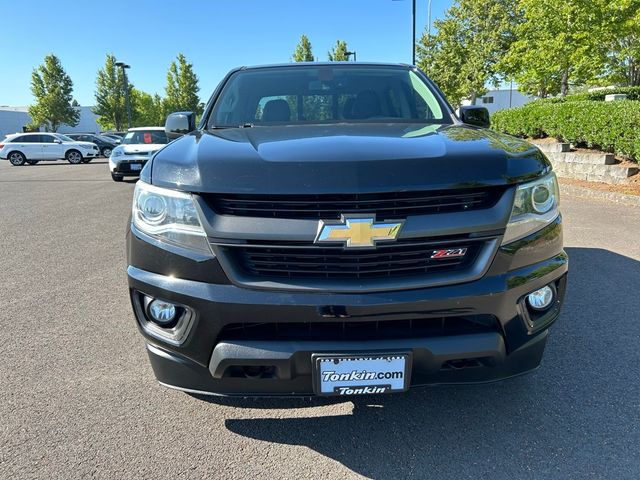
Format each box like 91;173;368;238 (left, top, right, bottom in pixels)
220;247;640;478
24;159;109;166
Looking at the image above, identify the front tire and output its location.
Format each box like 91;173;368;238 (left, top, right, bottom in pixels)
111;173;124;182
66;150;83;164
101;147;112;158
8;151;26;166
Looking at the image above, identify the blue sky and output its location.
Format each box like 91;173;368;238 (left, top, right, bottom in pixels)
0;0;452;106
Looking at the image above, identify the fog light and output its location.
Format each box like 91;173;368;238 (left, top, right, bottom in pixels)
148;300;177;325
527;285;554;311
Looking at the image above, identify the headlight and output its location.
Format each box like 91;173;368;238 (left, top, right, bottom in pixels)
112;149;123;157
502;173;559;244
132;181;210;254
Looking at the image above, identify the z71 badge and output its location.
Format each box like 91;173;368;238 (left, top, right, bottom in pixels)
430;248;467;259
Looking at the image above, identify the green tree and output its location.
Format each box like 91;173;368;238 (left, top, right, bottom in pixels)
165;53;202;115
328;40;349;61
417;0;518;106
292;34;315;62
93;54;130;130
28;54;79;132
131;89;166;126
604;4;640;86
501;0;611;97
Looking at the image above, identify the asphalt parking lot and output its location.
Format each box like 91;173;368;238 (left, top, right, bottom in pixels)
1;159;639;479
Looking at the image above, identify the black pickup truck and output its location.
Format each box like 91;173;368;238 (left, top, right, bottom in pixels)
126;63;567;397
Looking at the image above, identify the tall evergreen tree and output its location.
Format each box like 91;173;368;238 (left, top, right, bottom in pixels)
292;34;315;62
165;53;202;115
93;54;130;131
328;40;349;61
29;54;79;132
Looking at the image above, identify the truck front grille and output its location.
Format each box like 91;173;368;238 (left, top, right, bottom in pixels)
222;236;484;280
218;315;499;342
204;187;505;220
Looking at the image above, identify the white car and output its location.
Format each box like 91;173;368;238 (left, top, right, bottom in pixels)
108;127;169;182
0;132;100;166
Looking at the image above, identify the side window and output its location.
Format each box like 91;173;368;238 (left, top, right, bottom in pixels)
408;71;443;120
301;95;331;122
338;94;357;119
386;89;402;118
23;135;42;143
255;96;298;122
414;94;429;120
40;135;55;143
10;135;28;143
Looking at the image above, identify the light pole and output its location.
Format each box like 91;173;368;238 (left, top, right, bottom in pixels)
115;61;132;129
412;0;416;65
345;51;357;62
395;0;431;65
392;0;417;64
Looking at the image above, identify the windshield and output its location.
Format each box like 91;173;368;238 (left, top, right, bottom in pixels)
210;65;449;128
55;134;75;142
121;130;169;145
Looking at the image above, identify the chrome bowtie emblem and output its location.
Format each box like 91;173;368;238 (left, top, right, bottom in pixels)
315;214;404;248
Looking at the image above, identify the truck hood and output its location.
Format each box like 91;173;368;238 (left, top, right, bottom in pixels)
149;123;550;193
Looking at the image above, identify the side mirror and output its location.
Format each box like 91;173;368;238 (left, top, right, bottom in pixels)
459;106;491;128
53;139;62;144
165;111;196;139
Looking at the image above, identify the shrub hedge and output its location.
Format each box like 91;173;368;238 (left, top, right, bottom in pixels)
491;100;640;162
534;87;640;104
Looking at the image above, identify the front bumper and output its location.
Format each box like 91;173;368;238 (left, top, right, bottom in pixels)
109;156;149;175
127;216;567;396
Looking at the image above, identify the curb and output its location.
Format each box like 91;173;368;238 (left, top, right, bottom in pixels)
560;182;640;207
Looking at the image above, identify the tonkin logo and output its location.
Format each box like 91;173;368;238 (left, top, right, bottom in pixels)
314;214;404;248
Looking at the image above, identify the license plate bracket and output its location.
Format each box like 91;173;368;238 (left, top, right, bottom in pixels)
312;352;412;396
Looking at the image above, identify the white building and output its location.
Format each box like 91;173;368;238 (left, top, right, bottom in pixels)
462;88;535;113
0;106;101;138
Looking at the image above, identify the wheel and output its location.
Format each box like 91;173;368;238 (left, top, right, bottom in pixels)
101;147;113;158
8;151;26;166
66;150;83;164
26;160;39;165
111;173;124;182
